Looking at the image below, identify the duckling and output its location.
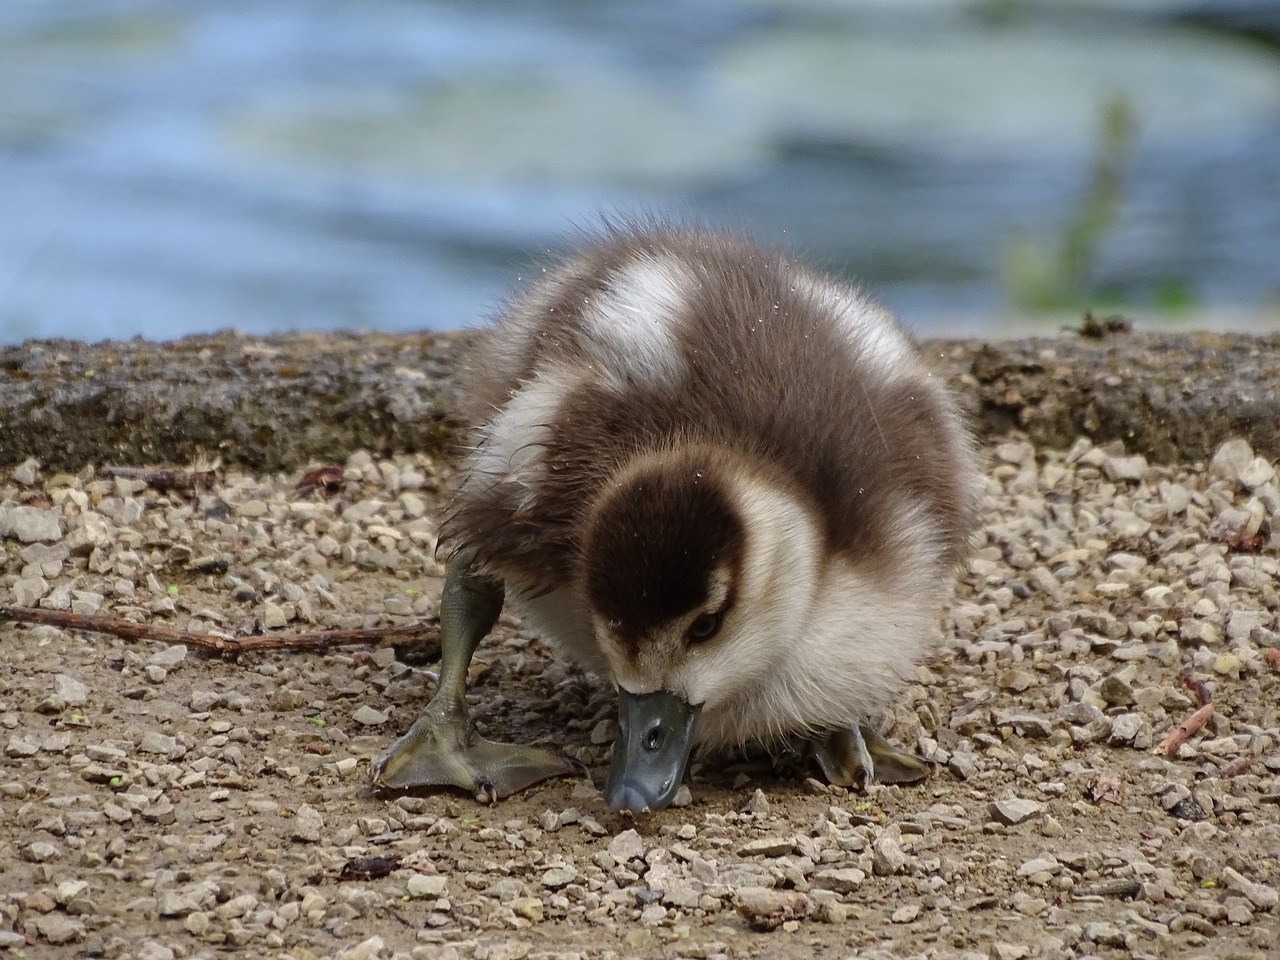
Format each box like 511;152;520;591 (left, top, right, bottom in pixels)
371;220;981;814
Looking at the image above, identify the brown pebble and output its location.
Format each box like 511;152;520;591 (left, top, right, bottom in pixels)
734;886;810;931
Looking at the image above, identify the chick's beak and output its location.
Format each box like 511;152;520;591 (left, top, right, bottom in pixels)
603;689;701;814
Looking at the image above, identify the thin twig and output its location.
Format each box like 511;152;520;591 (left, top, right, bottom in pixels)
0;605;436;658
1154;702;1215;757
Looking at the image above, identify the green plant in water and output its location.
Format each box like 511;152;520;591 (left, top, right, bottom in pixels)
1002;96;1135;313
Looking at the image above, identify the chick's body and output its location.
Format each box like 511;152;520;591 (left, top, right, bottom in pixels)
439;223;980;777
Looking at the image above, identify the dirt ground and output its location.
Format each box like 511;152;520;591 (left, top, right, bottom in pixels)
2;434;1279;960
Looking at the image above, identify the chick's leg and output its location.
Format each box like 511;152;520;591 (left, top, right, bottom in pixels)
812;723;933;789
370;553;579;803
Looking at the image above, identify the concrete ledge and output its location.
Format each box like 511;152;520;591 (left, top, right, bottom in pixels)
2;330;1277;471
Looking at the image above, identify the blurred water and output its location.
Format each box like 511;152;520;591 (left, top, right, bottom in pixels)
1;0;1279;344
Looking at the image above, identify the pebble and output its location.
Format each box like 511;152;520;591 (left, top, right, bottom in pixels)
734;887;810;931
157;891;197;917
989;798;1043;825
737;837;794;858
1239;456;1276;490
1017;855;1060;878
607;829;645;861
6;735;39;758
34;914;84;944
510;897;544;922
339;936;386;960
1102;454;1148;482
12;458;40;485
1107;713;1146;745
1208;437;1255;483
1223;867;1279;910
1;504;63;543
891;903;921;923
12;575;50;606
742;788;770;816
25;841;60;862
812;868;865;893
872;833;908;875
148;645;187;670
352;705;389;726
540;867;577;888
406;874;448;898
992;711;1052;739
6;438;1280;956
292;803;324;842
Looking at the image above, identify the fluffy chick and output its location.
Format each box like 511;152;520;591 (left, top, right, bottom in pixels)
371;221;980;813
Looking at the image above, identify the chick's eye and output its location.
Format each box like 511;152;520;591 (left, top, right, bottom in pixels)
686;611;722;642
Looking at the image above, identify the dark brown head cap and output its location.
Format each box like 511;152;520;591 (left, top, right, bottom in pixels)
581;450;744;651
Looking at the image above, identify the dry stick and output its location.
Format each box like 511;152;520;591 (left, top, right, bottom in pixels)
1154;702;1215;757
0;605;437;658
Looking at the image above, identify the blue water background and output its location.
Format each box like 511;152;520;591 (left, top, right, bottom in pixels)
2;0;1278;344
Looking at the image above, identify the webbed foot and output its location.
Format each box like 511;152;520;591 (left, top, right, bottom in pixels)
371;699;580;802
370;550;580;803
812;723;933;789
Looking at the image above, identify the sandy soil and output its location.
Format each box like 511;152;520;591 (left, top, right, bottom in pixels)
2;435;1279;960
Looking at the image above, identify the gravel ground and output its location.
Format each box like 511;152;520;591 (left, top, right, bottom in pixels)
2;435;1279;960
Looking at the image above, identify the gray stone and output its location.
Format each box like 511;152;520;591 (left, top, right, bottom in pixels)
1223;866;1279;910
148;645;188;670
1209;437;1255;482
338;937;386;960
1098;675;1135;706
157;890;198;917
608;828;645;861
13;457;40;485
1017;855;1060;877
33;914;84;945
406;873;448;898
891;903;921;923
1107;713;1145;744
53;674;89;707
812;867;865;893
4;735;38;757
2;505;63;543
872;834;909;875
11;576;50;607
648;865;702;909
1227;609;1267;643
1240;456;1277;490
352;705;388;726
989;798;1043;825
992;711;1052;738
737;837;794;858
292;803;324;842
24;840;60;862
948;752;978;781
1103;454;1148;482
1056;702;1104;725
541;866;577;888
139;731;179;756
735;886;810;932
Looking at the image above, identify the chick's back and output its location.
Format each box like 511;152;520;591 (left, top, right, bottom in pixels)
444;222;979;594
